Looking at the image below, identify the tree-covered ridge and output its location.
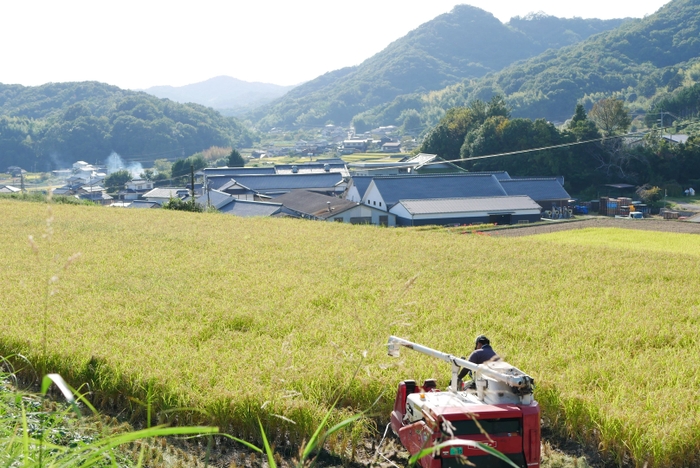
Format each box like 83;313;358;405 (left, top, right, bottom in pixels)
420;98;700;196
0;81;255;171
384;0;700;127
251;5;627;130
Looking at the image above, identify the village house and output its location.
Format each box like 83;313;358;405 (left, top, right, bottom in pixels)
273;190;395;226
142;187;190;205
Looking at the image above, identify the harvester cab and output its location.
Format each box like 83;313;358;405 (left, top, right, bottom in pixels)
387;336;541;468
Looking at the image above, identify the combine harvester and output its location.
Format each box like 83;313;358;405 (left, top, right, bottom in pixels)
387;336;540;468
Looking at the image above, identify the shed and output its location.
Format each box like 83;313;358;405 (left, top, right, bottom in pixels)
390;196;542;226
500;178;571;209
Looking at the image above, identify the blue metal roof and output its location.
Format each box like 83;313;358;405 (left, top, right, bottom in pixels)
227;173;344;193
465;171;512;180
500;178;571;202
349;176;374;199
371;174;507;208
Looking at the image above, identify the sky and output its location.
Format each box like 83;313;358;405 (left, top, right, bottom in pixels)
0;0;672;90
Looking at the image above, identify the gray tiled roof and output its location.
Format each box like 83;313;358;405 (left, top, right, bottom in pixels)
201;167;276;177
371;174;507;208
500;178;571;201
218;199;282;217
274;161;349;176
273;190;359;219
143;187;190;199
127;201;160;209
194;189;236;210
226;173;344;193
396;196;541;215
0;185;21;193
206;176;237;191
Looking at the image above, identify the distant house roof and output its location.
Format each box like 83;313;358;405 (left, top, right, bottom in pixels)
662;134;689;144
500;178;571;202
127;200;161;209
192;189;236;210
221;173;345;196
273;190;360;219
274;161;349;176
200;167;276;177
350;153;464;174
395;196;541;215
369;174;508;208
143;187;190;199
218;199;283;217
0;185;21;193
52;185;74;195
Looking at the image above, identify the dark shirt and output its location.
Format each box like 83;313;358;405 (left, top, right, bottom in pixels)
458;344;499;380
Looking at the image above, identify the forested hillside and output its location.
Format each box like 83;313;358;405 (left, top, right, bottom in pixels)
251;6;626;130
0;81;255;172
362;0;700;130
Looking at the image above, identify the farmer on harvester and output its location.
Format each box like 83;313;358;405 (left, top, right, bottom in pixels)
458;335;500;387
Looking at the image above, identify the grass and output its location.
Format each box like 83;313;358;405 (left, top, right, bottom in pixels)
1;199;699;467
0;369;220;467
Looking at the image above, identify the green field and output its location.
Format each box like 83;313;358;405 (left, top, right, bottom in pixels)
1;200;699;467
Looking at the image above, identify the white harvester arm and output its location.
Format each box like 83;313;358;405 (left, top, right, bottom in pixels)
387;335;535;403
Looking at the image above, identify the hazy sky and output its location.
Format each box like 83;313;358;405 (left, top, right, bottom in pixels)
1;0;671;90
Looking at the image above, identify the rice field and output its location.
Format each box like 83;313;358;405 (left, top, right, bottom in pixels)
1;200;699;467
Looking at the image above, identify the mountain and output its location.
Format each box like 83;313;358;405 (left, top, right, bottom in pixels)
143;76;295;116
366;0;700;129
0;81;255;172
250;6;627;130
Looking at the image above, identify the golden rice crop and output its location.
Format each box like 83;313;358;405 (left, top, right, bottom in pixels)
0;199;699;467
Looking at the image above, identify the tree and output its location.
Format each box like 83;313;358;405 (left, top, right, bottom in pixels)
162;196;204;212
104;170;131;193
172;155;206;178
419;106;479;160
227;148;245;167
589;98;631;137
636;184;663;204
151;159;172;179
566;104;600;141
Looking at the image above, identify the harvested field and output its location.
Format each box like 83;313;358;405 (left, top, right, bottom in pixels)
490;217;700;237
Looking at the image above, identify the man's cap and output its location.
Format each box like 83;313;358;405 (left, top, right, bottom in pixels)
475;335;490;346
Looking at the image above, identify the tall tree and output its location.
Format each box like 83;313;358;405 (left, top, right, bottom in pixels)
227;148;245;167
589;98;631;137
104;170;132;193
567;104;600;141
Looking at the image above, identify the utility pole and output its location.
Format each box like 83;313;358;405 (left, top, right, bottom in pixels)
190;164;195;209
205;174;210;209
